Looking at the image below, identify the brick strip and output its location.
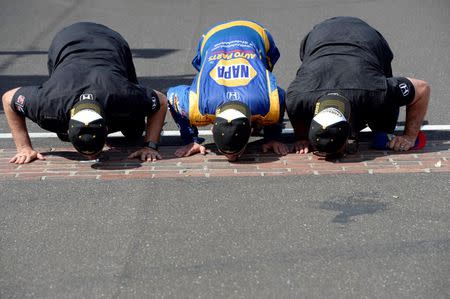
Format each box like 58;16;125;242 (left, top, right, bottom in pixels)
0;141;449;180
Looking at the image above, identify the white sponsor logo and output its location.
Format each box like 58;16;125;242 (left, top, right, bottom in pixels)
15;95;26;113
151;96;158;110
80;93;94;101
399;83;409;97
226;91;241;101
313;107;346;128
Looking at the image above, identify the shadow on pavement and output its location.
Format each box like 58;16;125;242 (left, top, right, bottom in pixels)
38;148;145;171
208;139;282;164
319;193;388;224
0;48;179;59
39;150;88;162
130;48;179;59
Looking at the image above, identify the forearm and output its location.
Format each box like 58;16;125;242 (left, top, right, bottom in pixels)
292;120;309;141
403;78;431;141
168;98;203;144
404;105;426;141
2;88;33;150
144;91;167;143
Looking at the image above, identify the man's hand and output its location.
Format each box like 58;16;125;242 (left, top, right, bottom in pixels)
175;142;207;157
389;135;415;152
262;140;289;155
128;147;161;162
3;87;41;164
293;140;310;154
10;147;45;164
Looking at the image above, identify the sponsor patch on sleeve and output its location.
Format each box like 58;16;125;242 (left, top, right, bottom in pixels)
14;94;26;114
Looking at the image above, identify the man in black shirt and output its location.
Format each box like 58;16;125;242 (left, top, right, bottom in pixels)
286;17;430;157
2;22;167;163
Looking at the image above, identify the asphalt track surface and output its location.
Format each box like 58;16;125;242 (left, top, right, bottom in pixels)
1;0;449;298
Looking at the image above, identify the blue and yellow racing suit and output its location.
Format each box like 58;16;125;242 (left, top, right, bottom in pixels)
167;20;285;144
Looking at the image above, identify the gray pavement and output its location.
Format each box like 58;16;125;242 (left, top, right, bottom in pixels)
1;0;449;298
1;175;449;298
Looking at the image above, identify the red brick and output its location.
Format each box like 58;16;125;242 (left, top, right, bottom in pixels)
418;163;445;169
235;168;266;174
339;161;366;167
366;165;401;170
288;169;314;175
430;168;450;173
152;165;202;171
205;164;259;171
43;170;76;175
343;168;371;174
40;174;82;180
1;143;449;178
0;165;20;173
261;171;291;176
98;174;128;180
371;167;428;174
256;167;291;173
389;161;423;165
100;173;154;180
70;174;100;179
0;174;19;180
205;168;235;175
288;164;315;170
313;169;348;175
206;169;238;175
396;168;433;173
212;172;262;177
256;162;286;169
388;155;420;161
308;164;346;171
152;171;204;178
341;165;368;172
15;173;45;179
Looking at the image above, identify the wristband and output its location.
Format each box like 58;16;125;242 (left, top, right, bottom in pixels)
143;141;159;151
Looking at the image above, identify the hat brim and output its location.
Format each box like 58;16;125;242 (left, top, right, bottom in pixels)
216;101;251;120
314;93;350;120
71;99;104;118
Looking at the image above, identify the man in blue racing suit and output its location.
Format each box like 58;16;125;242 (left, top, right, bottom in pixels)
167;20;288;161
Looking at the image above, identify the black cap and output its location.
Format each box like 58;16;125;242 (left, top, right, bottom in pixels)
308;93;351;154
68;94;107;155
212;101;252;154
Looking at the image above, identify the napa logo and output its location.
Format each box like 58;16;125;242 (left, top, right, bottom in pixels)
209;58;257;87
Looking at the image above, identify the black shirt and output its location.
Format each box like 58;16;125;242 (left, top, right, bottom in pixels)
286;17;412;134
12;22;159;133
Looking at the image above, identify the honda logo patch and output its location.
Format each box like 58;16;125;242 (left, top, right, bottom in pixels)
226;91;241;101
80;93;94;101
399;83;410;97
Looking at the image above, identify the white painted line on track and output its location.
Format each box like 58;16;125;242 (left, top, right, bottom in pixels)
0;125;449;139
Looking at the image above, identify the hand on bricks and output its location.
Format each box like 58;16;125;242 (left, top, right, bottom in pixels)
389;135;415;152
175;142;208;157
293;140;310;154
10;147;45;164
262;140;289;156
128;147;162;162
